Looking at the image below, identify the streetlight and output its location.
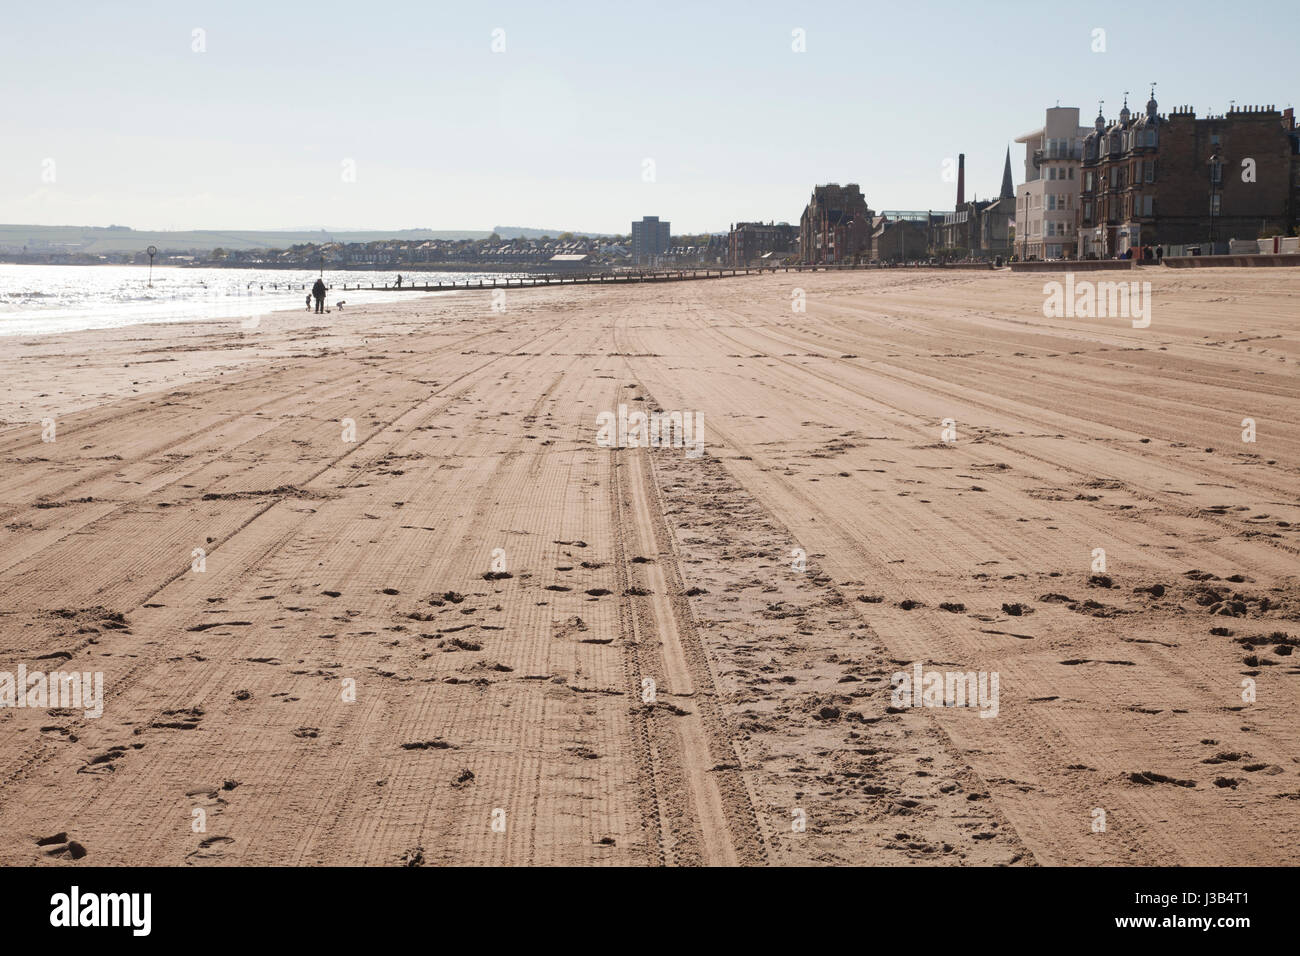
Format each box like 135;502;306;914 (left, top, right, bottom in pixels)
1208;144;1223;252
146;245;157;286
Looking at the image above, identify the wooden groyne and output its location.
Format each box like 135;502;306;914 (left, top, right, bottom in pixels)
375;268;754;291
239;261;1008;293
245;268;760;293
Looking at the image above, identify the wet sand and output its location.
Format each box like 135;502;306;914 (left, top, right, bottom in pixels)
1;267;1298;866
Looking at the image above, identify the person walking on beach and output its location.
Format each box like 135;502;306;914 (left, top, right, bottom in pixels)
306;292;312;311
395;274;403;288
312;277;327;314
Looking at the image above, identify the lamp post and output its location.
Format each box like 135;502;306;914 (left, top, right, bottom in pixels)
146;245;157;286
1208;144;1222;252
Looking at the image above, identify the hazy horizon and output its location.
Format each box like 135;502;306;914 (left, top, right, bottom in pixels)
3;0;1295;233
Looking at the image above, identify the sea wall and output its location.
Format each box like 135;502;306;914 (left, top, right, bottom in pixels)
1163;254;1300;268
1010;260;1135;273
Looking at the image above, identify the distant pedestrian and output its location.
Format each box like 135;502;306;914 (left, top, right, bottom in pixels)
306;293;312;311
1156;245;1163;262
312;278;327;314
395;274;403;288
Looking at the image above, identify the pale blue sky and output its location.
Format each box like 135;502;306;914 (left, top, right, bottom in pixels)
2;0;1294;233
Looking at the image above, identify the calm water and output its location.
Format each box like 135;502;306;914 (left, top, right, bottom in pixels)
0;264;526;336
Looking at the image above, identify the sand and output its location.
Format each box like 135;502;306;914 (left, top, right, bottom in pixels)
1;267;1297;866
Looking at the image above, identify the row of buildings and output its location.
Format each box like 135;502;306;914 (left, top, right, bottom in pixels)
1068;97;1296;259
703;90;1300;265
250;236;627;270
790;154;1019;266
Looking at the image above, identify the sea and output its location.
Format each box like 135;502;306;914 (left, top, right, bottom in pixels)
0;264;523;337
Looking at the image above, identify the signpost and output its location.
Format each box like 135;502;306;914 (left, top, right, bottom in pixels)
146;245;157;286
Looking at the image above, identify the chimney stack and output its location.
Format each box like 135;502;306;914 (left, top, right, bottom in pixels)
956;153;965;209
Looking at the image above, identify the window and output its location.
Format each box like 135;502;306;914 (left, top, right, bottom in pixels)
1211;194;1222;215
1210;162;1223;184
1069;167;1075;180
1145;160;1154;183
1085;172;1094;191
1144;195;1154;217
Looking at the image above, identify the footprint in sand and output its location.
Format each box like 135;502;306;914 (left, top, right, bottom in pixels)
186;835;234;863
36;833;87;860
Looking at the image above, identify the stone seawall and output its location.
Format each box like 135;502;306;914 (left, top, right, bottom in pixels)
1163;254;1300;268
1010;260;1135;273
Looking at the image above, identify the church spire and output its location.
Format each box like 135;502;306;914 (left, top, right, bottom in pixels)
1000;146;1014;200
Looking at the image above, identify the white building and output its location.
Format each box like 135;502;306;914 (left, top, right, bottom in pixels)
1014;107;1090;259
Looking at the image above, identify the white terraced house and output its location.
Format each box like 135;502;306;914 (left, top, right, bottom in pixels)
1014;107;1091;259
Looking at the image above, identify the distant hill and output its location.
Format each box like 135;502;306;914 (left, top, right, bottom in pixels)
492;226;613;240
0;225;492;254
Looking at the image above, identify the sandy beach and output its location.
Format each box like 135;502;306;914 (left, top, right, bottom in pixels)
1;267;1297;867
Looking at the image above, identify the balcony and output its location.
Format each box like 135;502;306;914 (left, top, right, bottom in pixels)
1036;144;1082;162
